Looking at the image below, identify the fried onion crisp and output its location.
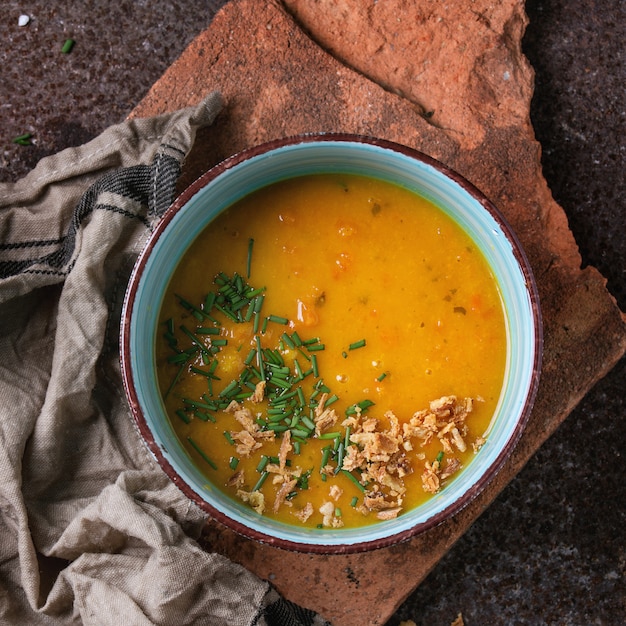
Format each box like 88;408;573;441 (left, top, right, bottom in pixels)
344;395;482;516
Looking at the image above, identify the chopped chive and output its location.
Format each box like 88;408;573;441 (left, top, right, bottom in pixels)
269;377;291;390
296;387;306;408
214;272;228;286
435;450;444;464
12;132;33;146
267;314;289;325
176;295;210;320
167;352;190;364
245;301;255;322
320;446;331;469
256;455;270;473
214;302;239;322
204;291;216;312
376;371;388;382
180;325;209;354
293;441;301;455
264;349;283;366
201;394;220;409
318;431;341;440
219;379;240;398
261;316;269;334
234;273;243;292
268;406;287;415
324;394;339;407
293;359;304;380
306;343;325;352
175;409;191;424
311;354;319;377
244;348;256;365
302;337;321;345
301;414;316;431
252;471;269;492
211;338;228;346
182;398;215;411
61;38;75;54
268;412;287;423
195;410;216;423
289;425;311;438
348;339;366;350
253;294;265;313
344;426;351;449
223;431;235;445
350;496;359;507
291;331;303;347
246;238;254;278
229;456;239;470
335;507;342;517
190;365;219;380
163;331;177;347
187;437;217;470
341;469;366;492
164;362;186;398
296;348;311;362
345;399;375;416
246;287;266;298
281;332;296;349
255;336;265;381
266;423;289;432
196;326;221;335
335;442;345;471
342;351;348;358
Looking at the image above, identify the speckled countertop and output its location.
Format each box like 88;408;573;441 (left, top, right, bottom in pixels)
1;1;624;623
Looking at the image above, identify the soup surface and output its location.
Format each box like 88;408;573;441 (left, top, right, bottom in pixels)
156;173;507;529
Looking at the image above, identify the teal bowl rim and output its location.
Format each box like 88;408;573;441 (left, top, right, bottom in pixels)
120;133;543;554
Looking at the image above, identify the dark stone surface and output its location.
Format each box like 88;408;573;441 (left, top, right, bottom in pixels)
390;2;626;624
1;1;624;624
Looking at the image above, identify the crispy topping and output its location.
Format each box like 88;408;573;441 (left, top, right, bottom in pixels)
273;478;297;513
237;489;265;514
250;380;266;403
329;484;343;502
226;400;276;457
294;502;314;523
227;470;245;489
376;507;402;521
232;395;478;523
319;501;344;528
278;429;292;470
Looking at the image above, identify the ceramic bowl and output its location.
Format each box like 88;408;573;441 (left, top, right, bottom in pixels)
120;134;542;554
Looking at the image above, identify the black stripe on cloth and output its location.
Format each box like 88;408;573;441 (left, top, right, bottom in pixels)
0;238;65;251
0;153;181;280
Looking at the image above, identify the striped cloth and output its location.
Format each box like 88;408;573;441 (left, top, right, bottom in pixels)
0;92;328;626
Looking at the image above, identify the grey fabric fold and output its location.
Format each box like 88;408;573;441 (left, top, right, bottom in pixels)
0;92;329;626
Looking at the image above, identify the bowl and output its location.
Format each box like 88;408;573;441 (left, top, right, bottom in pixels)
120;134;542;554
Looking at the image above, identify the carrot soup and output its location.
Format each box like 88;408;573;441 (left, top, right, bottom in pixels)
156;173;507;529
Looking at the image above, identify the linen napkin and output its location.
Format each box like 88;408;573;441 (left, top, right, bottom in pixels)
0;92;328;626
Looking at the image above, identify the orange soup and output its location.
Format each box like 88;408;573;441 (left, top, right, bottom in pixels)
156;173;507;529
